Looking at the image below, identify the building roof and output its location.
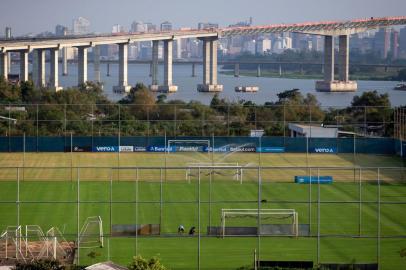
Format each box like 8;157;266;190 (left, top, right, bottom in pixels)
85;261;128;270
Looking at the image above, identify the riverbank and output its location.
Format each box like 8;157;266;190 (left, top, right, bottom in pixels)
220;70;398;81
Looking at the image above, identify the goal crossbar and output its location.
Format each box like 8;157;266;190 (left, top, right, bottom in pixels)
186;163;243;183
221;209;299;238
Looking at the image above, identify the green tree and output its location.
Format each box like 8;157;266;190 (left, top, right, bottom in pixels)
13;259;64;270
128;255;167;270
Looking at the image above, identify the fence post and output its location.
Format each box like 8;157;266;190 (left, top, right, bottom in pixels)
198;167;201;270
317;168;320;265
377;168;381;268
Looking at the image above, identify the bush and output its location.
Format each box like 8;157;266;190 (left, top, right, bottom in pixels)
128;255;167;270
13;259;64;270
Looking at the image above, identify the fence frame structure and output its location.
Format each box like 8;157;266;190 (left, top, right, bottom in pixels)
0;164;406;269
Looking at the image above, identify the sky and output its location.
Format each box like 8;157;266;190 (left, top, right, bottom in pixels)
1;0;406;36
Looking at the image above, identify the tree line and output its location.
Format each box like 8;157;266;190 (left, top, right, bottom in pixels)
0;78;394;137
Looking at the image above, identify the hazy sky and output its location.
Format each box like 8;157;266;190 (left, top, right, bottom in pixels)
1;0;406;36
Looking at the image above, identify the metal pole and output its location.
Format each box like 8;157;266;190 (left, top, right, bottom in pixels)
198;167;201;270
317;168;320;265
257;167;261;262
377;168;381;268
135;168;139;255
110;169;113;236
71;132;73;182
359;168;362;236
36;104;39;152
160;168;163;230
23;133;25;181
77;167;80;265
209;169;212;230
309;167;312;235
17;168;20;230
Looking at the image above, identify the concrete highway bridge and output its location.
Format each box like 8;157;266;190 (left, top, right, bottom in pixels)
1;16;406;93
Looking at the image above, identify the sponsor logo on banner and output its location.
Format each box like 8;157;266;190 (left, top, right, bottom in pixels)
119;146;134;152
229;146;257;152
147;146;175;152
177;146;201;152
133;146;147;152
64;146;91;152
257;147;285;153
203;146;229;152
311;147;337;153
93;146;118;152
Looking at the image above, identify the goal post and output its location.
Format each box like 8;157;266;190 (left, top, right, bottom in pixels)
78;216;104;248
167;139;210;153
186;163;243;183
220;209;299;238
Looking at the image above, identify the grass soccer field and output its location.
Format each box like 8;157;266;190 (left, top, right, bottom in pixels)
0;152;405;269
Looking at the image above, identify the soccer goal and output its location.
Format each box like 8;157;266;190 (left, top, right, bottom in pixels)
167;139;210;153
220;209;299;238
78;216;104;249
186;163;243;183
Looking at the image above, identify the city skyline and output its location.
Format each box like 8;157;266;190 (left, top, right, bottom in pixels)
1;0;406;36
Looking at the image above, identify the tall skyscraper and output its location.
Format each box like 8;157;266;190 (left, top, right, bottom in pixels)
391;30;399;60
374;28;391;59
55;25;67;36
131;21;146;33
198;22;219;30
399;27;406;55
5;27;11;39
160;21;172;31
72;17;90;35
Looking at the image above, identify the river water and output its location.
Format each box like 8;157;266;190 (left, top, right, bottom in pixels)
12;63;406;107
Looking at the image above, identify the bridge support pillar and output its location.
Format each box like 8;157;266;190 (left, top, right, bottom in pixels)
192;63;196;77
257;64;261;77
197;37;223;92
49;48;62;91
19;50;29;82
150;40;177;93
93;45;101;83
149;40;159;91
113;43;131;93
316;35;357;92
234;63;239;77
0;52;8;80
33;49;46;87
161;39;177;92
62;48;68;76
77;46;88;86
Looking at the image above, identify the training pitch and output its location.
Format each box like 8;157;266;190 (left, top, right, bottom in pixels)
0;152;405;270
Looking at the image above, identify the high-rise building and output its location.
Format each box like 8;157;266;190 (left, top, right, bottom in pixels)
256;39;271;54
312;36;323;51
72;17;90;35
5;27;12;39
391;30;399;60
55;25;68;36
131;21;146;33
112;24;126;33
198;23;219;30
399;27;406;55
160;21;172;31
145;23;157;32
374;28;391;59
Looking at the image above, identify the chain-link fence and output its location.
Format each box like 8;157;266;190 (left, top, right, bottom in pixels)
1;165;406;269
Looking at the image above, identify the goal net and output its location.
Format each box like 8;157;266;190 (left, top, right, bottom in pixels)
220;209;298;237
186;163;243;183
78;216;104;249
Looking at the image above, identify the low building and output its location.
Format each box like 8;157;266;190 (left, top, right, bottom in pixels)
288;123;338;138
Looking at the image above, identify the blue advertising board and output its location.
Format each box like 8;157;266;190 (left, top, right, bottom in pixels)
93;146;118;152
294;176;333;184
309;147;337;153
256;147;285;153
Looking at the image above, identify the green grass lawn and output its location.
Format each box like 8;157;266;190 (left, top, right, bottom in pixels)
0;152;405;269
